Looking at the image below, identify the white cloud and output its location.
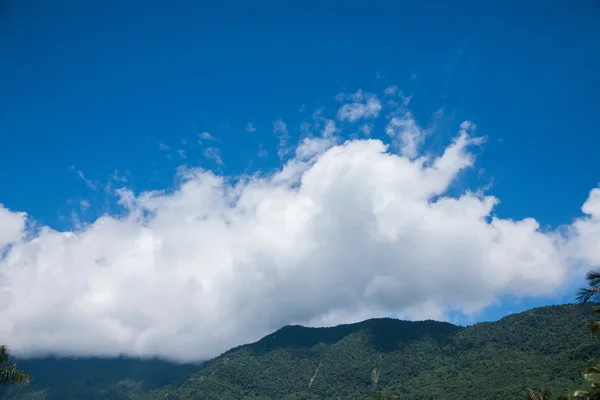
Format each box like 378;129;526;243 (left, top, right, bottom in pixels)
257;144;268;158
246;123;256;133
295;121;337;162
197;132;214;142
0;205;26;250
203;147;223;166
273;119;287;134
0;87;598;363
337;90;382;122
273;119;290;160
79;200;90;212
110;170;128;183
383;85;398;96
385;112;426;159
564;187;600;267
71;168;97;191
400;93;412;106
197;132;222;165
105;170;129;193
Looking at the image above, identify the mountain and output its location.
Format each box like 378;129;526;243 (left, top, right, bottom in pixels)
0;357;199;400
4;304;600;400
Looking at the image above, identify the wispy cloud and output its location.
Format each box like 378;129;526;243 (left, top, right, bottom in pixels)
198;132;214;142
336;90;382;122
105;170;129;193
273;119;290;160
246;123;256;133
69;166;97;191
203;147;223;165
360;124;372;136
79;199;90;212
383;85;398;96
197;131;222;165
433;107;444;120
257;144;268;158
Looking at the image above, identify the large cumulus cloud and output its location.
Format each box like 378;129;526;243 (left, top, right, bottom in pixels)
0;88;598;362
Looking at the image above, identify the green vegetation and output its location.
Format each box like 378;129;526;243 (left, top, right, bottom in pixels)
149;305;598;400
0;357;198;400
577;269;600;334
4;303;600;399
524;268;600;400
0;346;30;387
569;268;600;400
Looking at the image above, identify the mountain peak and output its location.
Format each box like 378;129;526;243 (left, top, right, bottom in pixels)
250;317;463;353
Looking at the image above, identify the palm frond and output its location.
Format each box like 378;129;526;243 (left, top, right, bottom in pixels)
576;286;600;304
584;360;600;371
0;365;30;386
588;322;600;336
0;346;9;364
524;388;551;400
578;270;600;304
0;346;30;387
570;388;589;399
582;386;600;400
582;361;600;386
585;372;600;386
587;269;600;287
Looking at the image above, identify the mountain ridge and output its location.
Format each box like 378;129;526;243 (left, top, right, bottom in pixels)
149;303;598;400
246;317;463;354
4;303;599;400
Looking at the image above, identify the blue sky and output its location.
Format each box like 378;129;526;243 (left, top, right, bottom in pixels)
2;0;598;228
0;1;599;357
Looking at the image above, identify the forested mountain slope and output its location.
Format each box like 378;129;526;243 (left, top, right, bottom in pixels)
5;304;599;400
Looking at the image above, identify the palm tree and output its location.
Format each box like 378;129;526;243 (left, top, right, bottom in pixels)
524;388;552;400
0;345;30;386
571;271;600;400
576;269;600;335
566;361;600;399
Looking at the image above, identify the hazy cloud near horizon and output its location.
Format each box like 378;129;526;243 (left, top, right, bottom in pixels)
0;88;599;362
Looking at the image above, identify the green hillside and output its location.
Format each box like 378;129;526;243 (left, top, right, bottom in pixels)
0;357;199;400
5;304;600;400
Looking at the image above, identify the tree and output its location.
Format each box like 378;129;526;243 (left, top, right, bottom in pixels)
0;345;30;386
371;392;396;400
522;269;600;400
576;269;600;335
565;269;600;400
523;387;570;400
566;361;600;400
524;388;552;400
